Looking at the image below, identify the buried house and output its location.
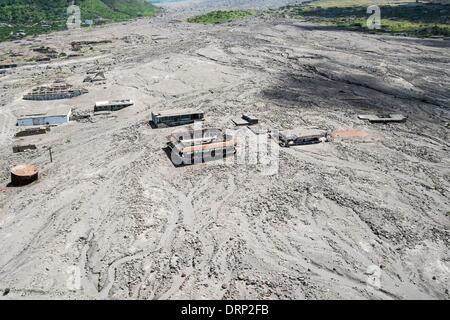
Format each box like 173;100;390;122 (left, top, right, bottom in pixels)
94;99;134;112
16;105;72;126
23;82;88;101
358;114;407;123
167;127;236;166
151;109;204;128
275;129;328;147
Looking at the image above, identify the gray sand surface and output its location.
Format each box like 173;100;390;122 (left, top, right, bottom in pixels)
0;0;449;299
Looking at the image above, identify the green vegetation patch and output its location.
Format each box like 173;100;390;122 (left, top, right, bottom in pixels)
280;1;450;37
187;10;255;25
0;0;158;42
102;0;157;17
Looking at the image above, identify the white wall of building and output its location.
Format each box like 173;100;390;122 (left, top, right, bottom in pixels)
16;111;71;126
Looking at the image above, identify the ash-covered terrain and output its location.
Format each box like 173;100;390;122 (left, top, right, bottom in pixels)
0;1;449;299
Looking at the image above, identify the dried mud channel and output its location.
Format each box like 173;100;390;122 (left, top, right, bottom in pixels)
0;5;449;299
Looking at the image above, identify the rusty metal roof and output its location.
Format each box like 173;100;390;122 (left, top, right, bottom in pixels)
11;164;38;177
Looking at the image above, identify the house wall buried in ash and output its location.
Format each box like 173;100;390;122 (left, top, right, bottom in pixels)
23;82;88;101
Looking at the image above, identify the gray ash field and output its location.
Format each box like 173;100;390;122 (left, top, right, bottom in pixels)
0;1;449;299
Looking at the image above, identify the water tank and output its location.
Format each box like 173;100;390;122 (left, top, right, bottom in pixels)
10;164;39;186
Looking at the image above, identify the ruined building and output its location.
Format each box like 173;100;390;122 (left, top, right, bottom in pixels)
23;82;88;101
277;129;328;147
167;128;236;166
16;106;72;126
151;109;204;128
94;100;134;112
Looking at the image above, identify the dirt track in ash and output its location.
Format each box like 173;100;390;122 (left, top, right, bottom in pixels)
0;2;449;299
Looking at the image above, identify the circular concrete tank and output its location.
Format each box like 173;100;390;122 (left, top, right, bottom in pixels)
10;164;38;186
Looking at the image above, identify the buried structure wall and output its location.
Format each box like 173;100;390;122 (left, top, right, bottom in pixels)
94;100;134;112
15;127;48;137
151;109;204;128
167;128;236;166
23;90;85;101
16;107;72;127
16;114;71;126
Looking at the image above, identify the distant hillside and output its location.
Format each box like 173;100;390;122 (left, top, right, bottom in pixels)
279;0;450;37
0;0;157;42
